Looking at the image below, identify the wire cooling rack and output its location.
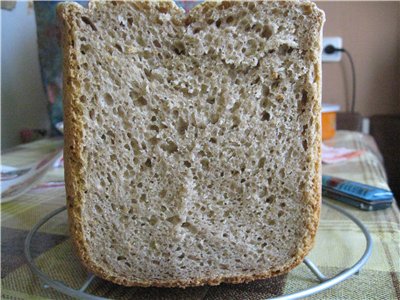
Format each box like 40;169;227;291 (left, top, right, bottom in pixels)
24;201;372;300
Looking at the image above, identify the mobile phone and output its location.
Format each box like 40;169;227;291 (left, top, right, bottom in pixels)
322;175;393;211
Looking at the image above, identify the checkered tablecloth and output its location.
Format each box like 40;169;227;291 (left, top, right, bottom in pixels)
1;131;399;299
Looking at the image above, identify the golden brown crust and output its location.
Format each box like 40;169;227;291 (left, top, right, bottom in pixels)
58;1;94;282
59;0;325;288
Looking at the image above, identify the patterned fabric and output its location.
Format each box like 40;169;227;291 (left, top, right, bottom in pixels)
1;131;399;299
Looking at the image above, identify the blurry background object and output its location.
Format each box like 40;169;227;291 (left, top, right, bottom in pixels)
322;103;340;140
20;128;47;144
1;1;49;149
369;114;400;202
336;112;363;132
34;1;66;136
1;1;16;11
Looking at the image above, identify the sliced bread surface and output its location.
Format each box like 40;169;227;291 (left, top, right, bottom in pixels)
58;0;324;288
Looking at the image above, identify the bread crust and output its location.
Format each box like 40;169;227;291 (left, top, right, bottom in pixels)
58;0;325;288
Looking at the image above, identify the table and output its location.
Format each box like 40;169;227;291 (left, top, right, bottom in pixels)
1;131;399;299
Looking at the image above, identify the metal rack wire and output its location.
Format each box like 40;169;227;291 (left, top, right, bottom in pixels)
24;201;372;300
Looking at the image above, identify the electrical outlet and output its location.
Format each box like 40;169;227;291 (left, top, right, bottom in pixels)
322;37;343;62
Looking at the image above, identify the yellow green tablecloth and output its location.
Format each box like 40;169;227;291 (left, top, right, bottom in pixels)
1;131;399;299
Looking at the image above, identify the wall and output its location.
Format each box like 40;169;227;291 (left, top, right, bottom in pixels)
317;1;400;116
1;2;49;150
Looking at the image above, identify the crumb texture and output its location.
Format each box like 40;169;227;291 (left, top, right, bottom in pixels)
60;0;324;287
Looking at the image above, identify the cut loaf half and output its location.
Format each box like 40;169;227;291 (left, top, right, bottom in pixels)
58;0;324;288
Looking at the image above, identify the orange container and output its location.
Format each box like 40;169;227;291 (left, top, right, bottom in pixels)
321;104;340;140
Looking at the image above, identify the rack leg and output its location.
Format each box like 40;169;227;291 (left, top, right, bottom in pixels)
79;274;96;292
303;258;329;283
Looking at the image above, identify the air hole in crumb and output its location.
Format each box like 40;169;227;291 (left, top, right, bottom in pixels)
302;140;308;151
261;25;272;39
181;222;191;228
172;41;185;55
210;114;220;124
114;43;123;52
81;16;97;31
210;137;217;143
261;111;271;121
215;19;222;28
153;40;161;48
184;161;191;168
258;157;266;168
144;158;152;167
117;256;126;261
161;141;178;154
79;95;87;103
149;136;160;145
266;196;276;204
226;16;234;23
177;118;188;135
167;215;181;225
200;159;209;170
302;4;313;15
94;204;103;213
89;109;95;120
104;93;113;106
117;106;124;117
149;125;159;132
149;215;158;225
136;96;147;106
207;98;215;105
301;90;308;106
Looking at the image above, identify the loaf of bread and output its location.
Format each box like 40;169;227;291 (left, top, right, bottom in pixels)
58;0;324;288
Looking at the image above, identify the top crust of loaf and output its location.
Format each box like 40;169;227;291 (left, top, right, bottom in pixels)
58;0;324;288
